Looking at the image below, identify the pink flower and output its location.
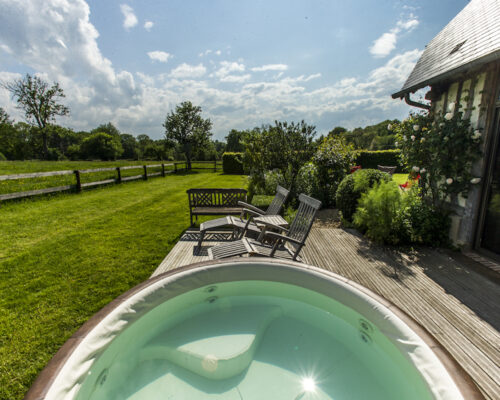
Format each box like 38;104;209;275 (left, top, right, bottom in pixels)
446;178;453;185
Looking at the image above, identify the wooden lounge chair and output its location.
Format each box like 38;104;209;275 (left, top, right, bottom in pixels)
197;185;290;250
208;194;321;261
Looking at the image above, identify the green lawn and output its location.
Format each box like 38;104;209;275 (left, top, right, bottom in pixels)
0;160;187;195
0;171;246;400
392;173;409;185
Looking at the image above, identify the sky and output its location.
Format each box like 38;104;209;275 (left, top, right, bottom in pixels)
0;0;469;140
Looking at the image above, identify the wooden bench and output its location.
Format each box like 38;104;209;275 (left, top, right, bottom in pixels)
377;165;397;175
187;188;247;226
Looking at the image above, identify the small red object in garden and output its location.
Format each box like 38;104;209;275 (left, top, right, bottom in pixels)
350;165;361;174
400;174;420;190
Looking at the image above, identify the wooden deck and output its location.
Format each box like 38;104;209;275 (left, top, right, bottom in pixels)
152;227;500;400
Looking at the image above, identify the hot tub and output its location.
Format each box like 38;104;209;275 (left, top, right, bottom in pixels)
26;259;482;399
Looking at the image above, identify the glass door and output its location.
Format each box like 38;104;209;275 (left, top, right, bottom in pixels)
480;107;500;256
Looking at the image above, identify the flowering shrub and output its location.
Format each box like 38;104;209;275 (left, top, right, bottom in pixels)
392;104;482;209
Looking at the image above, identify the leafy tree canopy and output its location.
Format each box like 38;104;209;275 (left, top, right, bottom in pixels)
1;74;69;159
243;120;316;199
225;129;249;152
328;126;347;136
91;122;120;137
163;101;212;168
80;132;123;161
0;107;12;125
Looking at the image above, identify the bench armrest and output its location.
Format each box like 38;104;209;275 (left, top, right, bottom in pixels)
238;201;265;216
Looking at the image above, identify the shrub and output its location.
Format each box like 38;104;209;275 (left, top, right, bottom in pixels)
312;136;358;207
355;150;403;171
222;152;244;174
353;180;403;244
0;151;6;161
336;169;391;222
398;189;451;246
295;162;321;199
264;169;287;195
353;183;451;246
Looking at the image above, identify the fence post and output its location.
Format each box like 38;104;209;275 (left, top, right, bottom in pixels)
161;163;165;177
74;170;82;192
174;163;177;173
214;159;217;172
143;165;148;180
116;167;122;183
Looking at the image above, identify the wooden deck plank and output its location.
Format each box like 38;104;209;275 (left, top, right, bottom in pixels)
152;226;500;400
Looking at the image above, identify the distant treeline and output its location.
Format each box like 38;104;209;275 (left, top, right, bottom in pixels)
0;117;225;162
324;119;400;150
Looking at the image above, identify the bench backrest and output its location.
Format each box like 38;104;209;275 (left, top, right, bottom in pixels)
187;188;247;208
377;165;397;175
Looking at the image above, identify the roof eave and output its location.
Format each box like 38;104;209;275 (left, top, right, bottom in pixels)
392;50;500;99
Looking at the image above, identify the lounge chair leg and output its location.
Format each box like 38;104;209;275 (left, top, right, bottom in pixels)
197;230;205;254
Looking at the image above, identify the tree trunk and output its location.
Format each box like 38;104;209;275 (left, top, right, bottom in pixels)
42;128;48;160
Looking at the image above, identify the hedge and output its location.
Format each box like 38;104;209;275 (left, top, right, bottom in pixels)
222;152;244;174
355;150;404;172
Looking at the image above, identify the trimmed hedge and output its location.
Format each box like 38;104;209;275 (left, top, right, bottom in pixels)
222;152;244;174
355;150;404;172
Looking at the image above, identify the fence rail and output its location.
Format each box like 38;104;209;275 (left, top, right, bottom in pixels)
0;160;222;202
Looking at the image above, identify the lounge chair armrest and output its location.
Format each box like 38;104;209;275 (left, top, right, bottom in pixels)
264;231;302;245
257;220;289;233
243;208;264;218
238;201;265;215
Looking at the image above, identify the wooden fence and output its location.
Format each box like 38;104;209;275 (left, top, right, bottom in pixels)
0;160;222;202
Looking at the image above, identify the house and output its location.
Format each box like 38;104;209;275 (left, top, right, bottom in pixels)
392;0;500;260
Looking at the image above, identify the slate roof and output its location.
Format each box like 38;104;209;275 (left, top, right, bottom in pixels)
392;0;500;98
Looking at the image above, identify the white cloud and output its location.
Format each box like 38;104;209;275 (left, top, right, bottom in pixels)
215;61;246;79
370;15;419;58
370;32;398;58
144;21;154;31
120;4;138;30
169;63;206;79
220;74;251;83
251;64;288;72
147;51;172;63
199;49;222;57
0;0;422;140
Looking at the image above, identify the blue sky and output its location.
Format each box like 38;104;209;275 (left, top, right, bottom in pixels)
0;0;468;140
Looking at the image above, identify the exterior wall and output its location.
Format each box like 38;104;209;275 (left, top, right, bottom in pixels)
429;66;498;248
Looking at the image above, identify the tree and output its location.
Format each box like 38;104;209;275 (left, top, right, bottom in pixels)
0;107;11;125
2;74;69;159
243;121;316;199
328;126;347;136
120;133;139;159
225;129;248;152
163;101;212;169
91;122;121;138
80;132;123;160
